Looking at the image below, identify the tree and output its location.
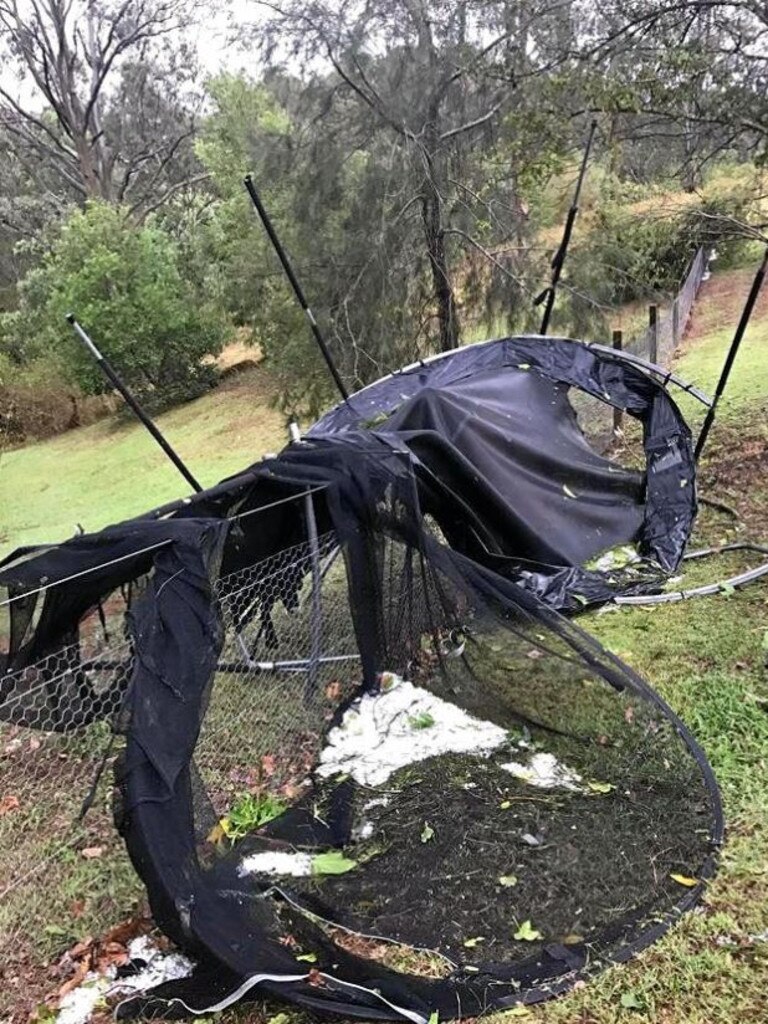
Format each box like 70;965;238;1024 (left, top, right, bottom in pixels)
2;201;228;405
582;2;768;182
0;0;209;220
256;1;585;356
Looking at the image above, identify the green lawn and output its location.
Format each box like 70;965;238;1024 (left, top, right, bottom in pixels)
0;368;286;556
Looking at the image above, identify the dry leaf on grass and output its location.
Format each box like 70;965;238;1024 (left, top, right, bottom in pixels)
81;846;105;859
0;794;20;815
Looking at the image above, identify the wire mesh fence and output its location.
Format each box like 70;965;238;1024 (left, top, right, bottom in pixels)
0;596;138;1019
572;245;711;449
623;246;710;365
0;496;360;1018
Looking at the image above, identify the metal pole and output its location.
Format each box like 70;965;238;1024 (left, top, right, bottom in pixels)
612;329;623;436
695;246;768;462
537;120;598;335
289;422;323;702
66;315;202;493
243;175;350;404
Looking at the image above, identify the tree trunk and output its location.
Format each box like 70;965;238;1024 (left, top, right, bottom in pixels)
420;133;459;353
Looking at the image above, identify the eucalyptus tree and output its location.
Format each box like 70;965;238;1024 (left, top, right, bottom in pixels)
0;0;209;220
252;0;590;365
584;2;768;181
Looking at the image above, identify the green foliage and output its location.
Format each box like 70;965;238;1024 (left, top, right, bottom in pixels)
567;188;754;321
223;791;286;841
408;711;436;730
2;202;227;407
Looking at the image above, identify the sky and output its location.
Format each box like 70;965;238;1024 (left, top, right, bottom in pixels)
0;0;264;110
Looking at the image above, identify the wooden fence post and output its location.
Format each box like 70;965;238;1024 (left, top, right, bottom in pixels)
648;304;658;363
672;297;680;350
612;329;623;436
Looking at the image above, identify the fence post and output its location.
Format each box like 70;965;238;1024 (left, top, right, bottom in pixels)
672;297;680;350
612;330;623;436
648;304;658;363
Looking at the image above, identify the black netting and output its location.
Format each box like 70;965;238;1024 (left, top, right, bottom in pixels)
0;338;721;1021
106;487;720;1022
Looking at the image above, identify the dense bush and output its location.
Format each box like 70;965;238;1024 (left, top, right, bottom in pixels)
568;187;755;312
1;203;229;409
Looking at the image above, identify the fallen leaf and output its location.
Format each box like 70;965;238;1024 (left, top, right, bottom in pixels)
620;990;644;1010
563;933;584;945
96;941;129;971
67;938;94;961
624;706;635;724
421;822;435;843
670;873;699;887
325;680;343;701
428;1013;439;1024
514;920;542;942
296;952;317;963
69;900;85;920
498;875;518;888
500;800;511;810
56;959;89;999
463;936;484;948
506;1009;531;1018
306;968;324;987
207;820;228;844
0;794;20;816
102;917;147;946
587;781;616;794
261;754;277;776
80;846;105;860
312;850;357;875
526;648;544;660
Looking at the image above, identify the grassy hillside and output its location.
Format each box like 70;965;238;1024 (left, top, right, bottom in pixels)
2;265;765;558
675;266;768;425
0;367;287;555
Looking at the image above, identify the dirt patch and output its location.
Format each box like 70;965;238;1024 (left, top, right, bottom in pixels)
697;416;768;540
678;267;768;354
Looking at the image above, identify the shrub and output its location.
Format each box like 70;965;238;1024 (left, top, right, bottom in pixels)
1;202;229;409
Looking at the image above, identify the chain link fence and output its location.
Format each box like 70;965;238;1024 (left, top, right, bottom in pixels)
622;246;710;365
0;493;356;1020
571;245;711;449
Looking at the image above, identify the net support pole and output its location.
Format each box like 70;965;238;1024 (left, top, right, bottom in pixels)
537;119;597;335
694;245;768;462
66;315;203;493
289;422;323;702
612;329;624;436
244;175;350;405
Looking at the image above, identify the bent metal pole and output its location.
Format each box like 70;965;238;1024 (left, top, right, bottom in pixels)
536;119;598;335
694;244;768;461
243;174;350;404
66;314;203;493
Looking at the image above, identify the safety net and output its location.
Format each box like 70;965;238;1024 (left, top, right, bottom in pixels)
0;432;722;1021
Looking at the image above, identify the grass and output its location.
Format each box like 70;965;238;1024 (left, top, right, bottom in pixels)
0;367;287;556
673;264;768;431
